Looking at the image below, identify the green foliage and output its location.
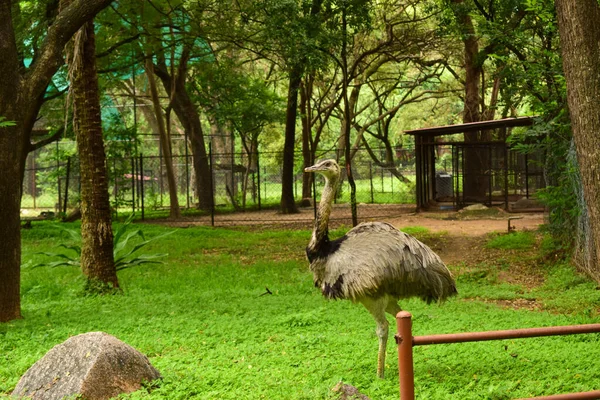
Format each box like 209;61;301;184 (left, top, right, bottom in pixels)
31;215;172;272
499;0;577;248
103;113;138;159
486;232;536;250
83;278;121;296
0;117;16;127
6;224;600;399
400;226;430;236
194;59;284;139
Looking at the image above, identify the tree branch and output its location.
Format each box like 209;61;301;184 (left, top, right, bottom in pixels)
96;33;141;58
29;127;64;153
26;0;114;107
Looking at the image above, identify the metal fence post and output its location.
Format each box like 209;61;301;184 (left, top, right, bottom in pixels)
264;166;267;202
140;153;145;221
256;151;261;211
369;161;374;203
63;157;71;214
396;311;415;400
185;132;190;209
131;157;136;214
209;142;215;227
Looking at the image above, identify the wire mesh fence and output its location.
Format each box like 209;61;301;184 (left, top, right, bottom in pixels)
21;147;417;227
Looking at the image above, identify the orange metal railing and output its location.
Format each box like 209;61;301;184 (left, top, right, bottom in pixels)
395;311;600;400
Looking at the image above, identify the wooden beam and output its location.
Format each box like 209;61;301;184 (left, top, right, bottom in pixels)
404;116;535;137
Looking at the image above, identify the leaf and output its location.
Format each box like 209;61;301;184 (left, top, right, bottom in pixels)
115;254;168;271
114;230;144;256
0;116;16;127
32;213;174;273
113;213;136;245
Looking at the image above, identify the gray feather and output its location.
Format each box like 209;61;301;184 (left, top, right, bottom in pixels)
310;222;456;302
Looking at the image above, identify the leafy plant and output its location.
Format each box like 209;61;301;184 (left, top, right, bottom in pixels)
32;214;172;271
0;116;16;127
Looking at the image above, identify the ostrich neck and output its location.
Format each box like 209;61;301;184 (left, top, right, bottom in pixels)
309;175;338;251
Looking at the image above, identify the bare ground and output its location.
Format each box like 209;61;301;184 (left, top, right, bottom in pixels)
155;205;546;292
156;203;544;235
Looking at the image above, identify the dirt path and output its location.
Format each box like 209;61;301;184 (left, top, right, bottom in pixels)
388;212;544;236
155;206;545;269
157;204;545;236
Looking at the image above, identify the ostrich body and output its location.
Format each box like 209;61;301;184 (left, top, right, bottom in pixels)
305;159;457;379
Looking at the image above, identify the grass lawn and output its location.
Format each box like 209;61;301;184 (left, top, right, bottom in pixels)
2;222;600;399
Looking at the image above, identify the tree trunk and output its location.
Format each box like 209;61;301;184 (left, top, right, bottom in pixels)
0;122;24;320
452;0;488;201
300;78;314;201
280;67;302;214
154;63;214;212
555;0;600;282
280;0;324;214
0;0;24;322
67;20;118;289
145;58;182;219
341;8;357;227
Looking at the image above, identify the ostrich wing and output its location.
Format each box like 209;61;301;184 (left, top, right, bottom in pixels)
315;222;456;302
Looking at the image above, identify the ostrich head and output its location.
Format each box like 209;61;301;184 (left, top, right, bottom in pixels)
304;159;341;180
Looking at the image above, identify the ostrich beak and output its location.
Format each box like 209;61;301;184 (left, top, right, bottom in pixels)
304;165;318;173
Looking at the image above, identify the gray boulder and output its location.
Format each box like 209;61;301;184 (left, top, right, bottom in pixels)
12;332;161;400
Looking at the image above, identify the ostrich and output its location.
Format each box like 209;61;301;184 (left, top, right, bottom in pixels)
304;159;457;379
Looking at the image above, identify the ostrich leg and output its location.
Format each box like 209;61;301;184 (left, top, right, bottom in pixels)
385;300;402;318
362;297;390;379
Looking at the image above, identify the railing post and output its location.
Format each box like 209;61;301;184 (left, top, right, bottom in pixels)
396;311;415;400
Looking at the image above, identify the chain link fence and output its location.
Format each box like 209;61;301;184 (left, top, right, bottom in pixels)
21;145;417;227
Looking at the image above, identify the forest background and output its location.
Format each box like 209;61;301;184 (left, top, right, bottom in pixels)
0;0;598;339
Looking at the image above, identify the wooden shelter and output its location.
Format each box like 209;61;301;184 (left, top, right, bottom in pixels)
405;117;544;211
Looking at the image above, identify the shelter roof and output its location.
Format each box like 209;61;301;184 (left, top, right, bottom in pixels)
404;116;535;137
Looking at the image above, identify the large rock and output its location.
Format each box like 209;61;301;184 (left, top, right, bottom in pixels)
12;332;161;400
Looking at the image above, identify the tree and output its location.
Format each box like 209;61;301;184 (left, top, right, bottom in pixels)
145;57;183;219
334;1;451;178
198;60;284;209
230;0;327;213
0;0;113;323
555;0;600;282
65;12;119;290
280;0;324;214
445;0;528;200
96;1;215;212
299;72;341;200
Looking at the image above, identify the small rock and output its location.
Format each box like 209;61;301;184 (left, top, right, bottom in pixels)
332;382;371;400
12;332;161;400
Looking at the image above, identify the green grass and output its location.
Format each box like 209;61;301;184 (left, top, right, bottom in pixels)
3;223;600;399
486;231;537;250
